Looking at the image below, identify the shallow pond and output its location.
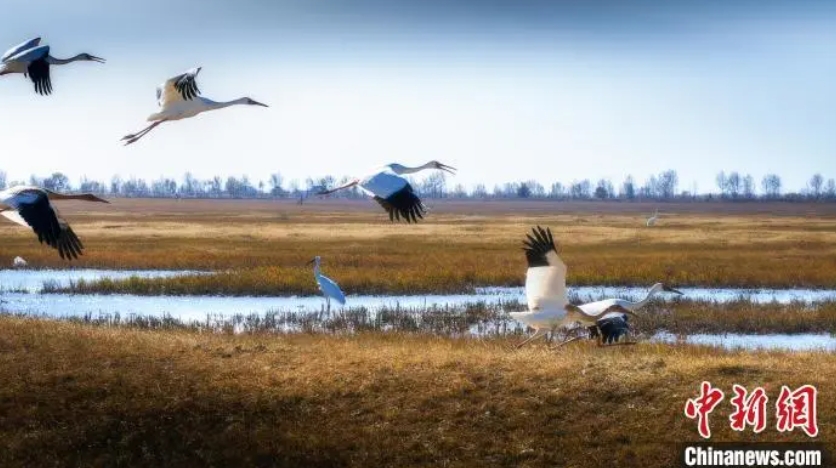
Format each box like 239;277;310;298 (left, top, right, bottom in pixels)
0;269;205;293
2;269;836;324
651;332;836;352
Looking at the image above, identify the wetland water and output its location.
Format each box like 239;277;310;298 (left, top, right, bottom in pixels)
2;269;835;352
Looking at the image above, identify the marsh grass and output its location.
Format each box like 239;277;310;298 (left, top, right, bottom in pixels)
4;199;836;295
1;315;835;467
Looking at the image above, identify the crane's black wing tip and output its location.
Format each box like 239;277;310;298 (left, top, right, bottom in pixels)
523;225;557;267
373;184;426;224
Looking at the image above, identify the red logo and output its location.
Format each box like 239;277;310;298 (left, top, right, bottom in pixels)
728;384;768;433
776;385;818;437
684;381;725;439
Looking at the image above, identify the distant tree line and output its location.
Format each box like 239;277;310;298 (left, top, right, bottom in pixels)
0;169;834;202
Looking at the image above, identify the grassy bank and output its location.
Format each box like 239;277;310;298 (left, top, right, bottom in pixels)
0;316;833;467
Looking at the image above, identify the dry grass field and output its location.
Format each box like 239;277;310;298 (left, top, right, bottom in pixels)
2;200;835;467
1;316;834;468
2;198;835;294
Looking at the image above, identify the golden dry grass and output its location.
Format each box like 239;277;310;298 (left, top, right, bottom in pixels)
3;199;836;294
1;316;834;467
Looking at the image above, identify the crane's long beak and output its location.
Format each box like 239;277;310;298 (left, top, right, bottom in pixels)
90;55;106;63
438;163;457;174
664;286;684;295
305;258;315;266
252;100;269;107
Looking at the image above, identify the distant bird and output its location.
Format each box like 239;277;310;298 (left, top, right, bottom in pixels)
12;256;27;268
646;209;659;227
316;161;456;223
509;226;612;348
0;186;109;259
565;282;684;346
121;67;268;145
307;256;346;313
0;37;104;95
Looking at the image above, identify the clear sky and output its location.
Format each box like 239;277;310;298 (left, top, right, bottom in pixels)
0;0;833;193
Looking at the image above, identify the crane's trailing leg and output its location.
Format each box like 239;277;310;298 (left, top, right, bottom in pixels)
121;120;166;146
515;329;546;349
552;326;586;349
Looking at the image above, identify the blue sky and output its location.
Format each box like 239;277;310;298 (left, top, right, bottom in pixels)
0;0;833;193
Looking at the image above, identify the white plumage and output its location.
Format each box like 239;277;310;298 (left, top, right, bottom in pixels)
646;209;659;227
0;37;104;95
12;256;27;268
510;226;683;348
308;256;346;312
121;67;269;145
317;161;456;223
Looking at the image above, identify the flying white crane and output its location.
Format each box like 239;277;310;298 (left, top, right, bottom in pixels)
307;256;346;313
646;209;659;227
316;161;456;223
121;67;268;145
563;282;684;346
0;37;104;95
509;226;613;348
0;186;109;260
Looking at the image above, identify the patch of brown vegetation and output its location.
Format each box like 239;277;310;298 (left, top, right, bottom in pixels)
0;317;833;467
3;199;836;294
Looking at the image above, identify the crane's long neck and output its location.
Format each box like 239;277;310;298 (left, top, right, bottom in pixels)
629;285;663;310
203;97;250;111
43;190;103;202
46;54;87;65
393;162;436;175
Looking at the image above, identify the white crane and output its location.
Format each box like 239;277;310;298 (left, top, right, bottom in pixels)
12;256;27;268
0;37;104;95
316;161;456;223
121;67;268;145
646;209;659;227
563;282;684;346
0;186;109;260
307;256;346;313
509;226;613;348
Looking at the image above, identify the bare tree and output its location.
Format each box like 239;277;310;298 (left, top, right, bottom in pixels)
621;175;635;199
761;174;782;199
742;174;755;199
808;173;824;199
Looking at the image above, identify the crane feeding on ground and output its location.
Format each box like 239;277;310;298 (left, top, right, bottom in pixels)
562;282;684;346
646;209;659;227
509;226;682;348
121;67;268;145
316;161;456;223
307;256;346;313
0;186;109;259
0;37;104;95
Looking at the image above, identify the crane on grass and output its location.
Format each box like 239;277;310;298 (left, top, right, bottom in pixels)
316;161;456;223
646;209;659;227
0;186;109;260
562;282;684;346
510;226;682;348
121;67;268;145
307;256;346;313
0;37;104;95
